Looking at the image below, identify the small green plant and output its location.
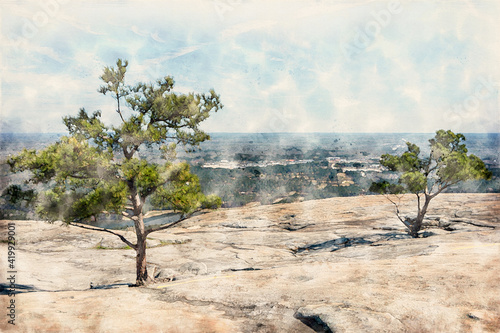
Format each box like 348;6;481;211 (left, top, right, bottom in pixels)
158;239;192;246
94;243;132;250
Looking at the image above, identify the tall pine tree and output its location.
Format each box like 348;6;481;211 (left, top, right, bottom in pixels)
9;59;223;285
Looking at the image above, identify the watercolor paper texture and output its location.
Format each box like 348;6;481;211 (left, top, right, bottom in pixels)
0;0;499;134
1;1;499;332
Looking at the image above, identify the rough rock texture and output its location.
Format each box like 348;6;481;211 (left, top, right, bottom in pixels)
1;193;499;332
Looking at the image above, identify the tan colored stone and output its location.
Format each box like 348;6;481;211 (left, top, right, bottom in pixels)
1;193;499;332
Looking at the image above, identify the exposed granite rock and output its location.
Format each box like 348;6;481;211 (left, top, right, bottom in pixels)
1;193;499;332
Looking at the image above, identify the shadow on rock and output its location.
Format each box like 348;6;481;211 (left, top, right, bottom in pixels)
0;282;133;295
294;232;414;254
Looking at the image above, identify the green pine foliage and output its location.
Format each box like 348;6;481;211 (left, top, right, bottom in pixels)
370;130;492;237
373;130;491;195
8;59;223;224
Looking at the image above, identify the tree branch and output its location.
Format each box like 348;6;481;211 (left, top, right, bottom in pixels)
427;178;437;194
68;174;92;180
384;194;414;233
416;193;421;216
144;213;192;236
68;222;136;250
116;91;126;123
129;145;139;157
121;211;132;218
425;163;439;176
384;194;405;224
430;180;460;199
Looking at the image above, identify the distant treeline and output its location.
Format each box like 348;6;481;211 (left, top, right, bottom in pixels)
1;157;499;219
191;162;500;208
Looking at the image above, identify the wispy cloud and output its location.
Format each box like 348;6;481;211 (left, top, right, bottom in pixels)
1;0;499;133
130;25;164;43
220;20;277;40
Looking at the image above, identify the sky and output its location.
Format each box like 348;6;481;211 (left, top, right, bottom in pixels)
0;0;499;133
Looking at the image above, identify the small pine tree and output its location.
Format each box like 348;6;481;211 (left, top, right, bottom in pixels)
370;130;492;237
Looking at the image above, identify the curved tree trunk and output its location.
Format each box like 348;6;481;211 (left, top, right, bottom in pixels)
410;194;432;238
135;227;149;286
129;183;150;286
409;216;423;238
128;180;148;286
134;213;153;286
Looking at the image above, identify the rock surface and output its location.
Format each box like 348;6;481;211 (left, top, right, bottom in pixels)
1;193;499;332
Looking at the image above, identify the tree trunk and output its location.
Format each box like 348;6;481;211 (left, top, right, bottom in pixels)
410;194;432;238
135;228;149;286
133;212;153;286
127;181;151;286
409;216;423;238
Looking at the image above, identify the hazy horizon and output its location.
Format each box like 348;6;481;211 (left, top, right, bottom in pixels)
1;131;500;135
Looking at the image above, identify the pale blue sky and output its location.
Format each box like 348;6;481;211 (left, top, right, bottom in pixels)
1;0;499;133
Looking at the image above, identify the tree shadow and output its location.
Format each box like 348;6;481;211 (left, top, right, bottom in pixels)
0;283;39;295
0;282;133;295
294;232;414;254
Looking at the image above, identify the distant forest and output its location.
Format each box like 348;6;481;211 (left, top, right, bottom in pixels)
1;133;499;218
191;162;499;208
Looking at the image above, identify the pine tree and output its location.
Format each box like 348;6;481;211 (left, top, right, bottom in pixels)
370;130;492;237
8;59;223;285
